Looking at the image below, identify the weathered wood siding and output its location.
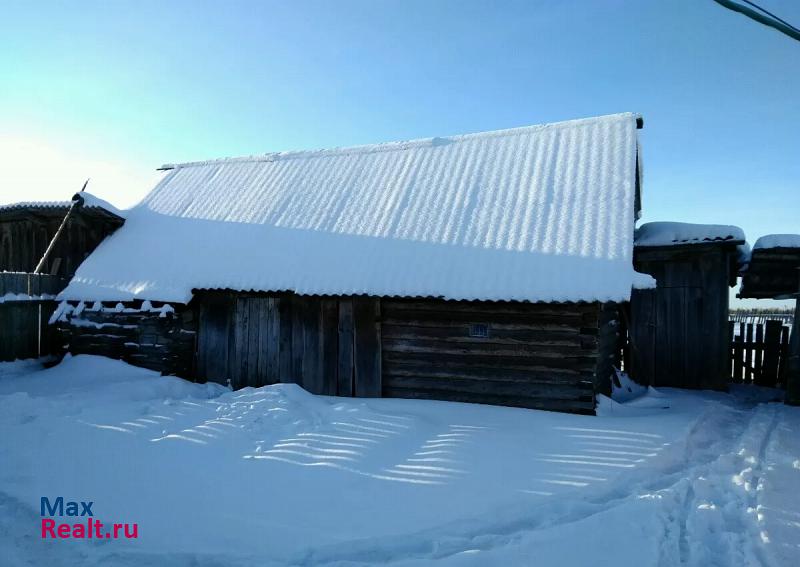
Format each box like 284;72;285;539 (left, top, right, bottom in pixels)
194;292;382;396
0;300;60;361
379;299;606;414
633;243;737;390
628;288;656;384
62;292;615;414
0;273;66;361
0;210;122;278
58;302;196;377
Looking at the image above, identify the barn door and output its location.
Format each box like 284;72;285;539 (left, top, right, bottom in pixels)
229;296;280;389
629;288;657;385
652;285;704;388
287;296;381;397
196;293;232;386
198;294;380;395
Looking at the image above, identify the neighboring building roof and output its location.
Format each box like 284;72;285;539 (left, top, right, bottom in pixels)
753;234;800;251
0;200;70;212
0;192;126;220
739;234;800;299
61;113;642;303
634;221;745;247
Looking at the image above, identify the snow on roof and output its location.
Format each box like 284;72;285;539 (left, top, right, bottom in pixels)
635;222;745;247
76;192;126;218
0;192;125;218
61;113;642;303
632;271;657;290
753;234;800;251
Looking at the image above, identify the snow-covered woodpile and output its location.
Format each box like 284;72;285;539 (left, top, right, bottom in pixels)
52;300;195;377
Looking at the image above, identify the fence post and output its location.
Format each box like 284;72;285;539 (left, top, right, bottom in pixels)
733;322;744;382
745;323;754;383
761;320;783;387
786;297;800;405
754;323;764;385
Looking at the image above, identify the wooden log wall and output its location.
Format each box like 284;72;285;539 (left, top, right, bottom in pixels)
379;299;606;414
57;302;196;377
60;291;618;414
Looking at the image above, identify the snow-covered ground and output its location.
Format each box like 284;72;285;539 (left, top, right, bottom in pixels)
1;356;799;566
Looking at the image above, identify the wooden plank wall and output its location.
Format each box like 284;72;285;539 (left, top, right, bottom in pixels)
633;245;734;390
0;300;60;361
786;299;800;406
0;212;122;278
628;288;656;385
379;299;602;414
195;293;381;396
0;273;66;362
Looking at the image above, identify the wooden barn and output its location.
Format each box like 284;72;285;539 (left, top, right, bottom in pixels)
629;222;746;390
0;193;124;278
738;234;800;404
0;192;125;361
55;113;645;414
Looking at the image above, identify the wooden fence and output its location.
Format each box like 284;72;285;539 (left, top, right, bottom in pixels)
729;319;791;387
0;272;66;362
729;311;794;326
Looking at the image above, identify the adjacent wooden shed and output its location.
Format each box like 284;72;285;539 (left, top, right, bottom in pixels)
0;194;124;278
56;113;645;414
630;222;745;390
0;192;125;361
738;234;800;404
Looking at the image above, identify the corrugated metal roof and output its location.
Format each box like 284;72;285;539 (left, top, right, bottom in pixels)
0;192;125;218
0;200;72;212
635;222;745;247
61;113;642;303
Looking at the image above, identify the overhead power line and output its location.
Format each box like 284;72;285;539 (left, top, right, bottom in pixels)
740;0;800;33
712;0;800;42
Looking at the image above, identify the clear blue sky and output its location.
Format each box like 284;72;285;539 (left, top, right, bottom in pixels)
1;0;798;304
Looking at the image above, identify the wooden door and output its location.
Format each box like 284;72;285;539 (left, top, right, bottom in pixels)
230;296;280;389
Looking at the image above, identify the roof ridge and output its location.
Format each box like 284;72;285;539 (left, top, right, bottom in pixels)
160;112;639;170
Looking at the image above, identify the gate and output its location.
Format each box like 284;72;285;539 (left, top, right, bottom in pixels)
0;273;65;361
729;319;792;387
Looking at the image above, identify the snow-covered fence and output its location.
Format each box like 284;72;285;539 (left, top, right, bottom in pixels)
0;272;66;361
729;320;792;387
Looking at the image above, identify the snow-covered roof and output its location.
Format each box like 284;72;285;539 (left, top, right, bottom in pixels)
61;113;642;303
0;192;126;219
634;222;745;247
753;234;800;251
